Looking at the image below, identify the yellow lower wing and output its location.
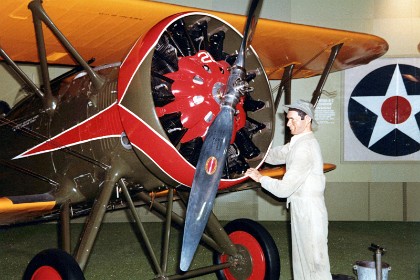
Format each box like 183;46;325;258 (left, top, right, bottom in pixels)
260;163;336;179
0;196;56;225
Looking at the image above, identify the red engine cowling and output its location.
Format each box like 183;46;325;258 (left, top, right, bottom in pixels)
118;12;274;190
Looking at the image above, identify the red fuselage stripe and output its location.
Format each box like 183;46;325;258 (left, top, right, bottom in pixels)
14;103;123;159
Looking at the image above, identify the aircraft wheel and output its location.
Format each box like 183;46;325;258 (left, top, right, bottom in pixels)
214;218;280;280
23;248;85;280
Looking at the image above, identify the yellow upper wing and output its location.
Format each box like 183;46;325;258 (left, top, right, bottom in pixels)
0;0;388;79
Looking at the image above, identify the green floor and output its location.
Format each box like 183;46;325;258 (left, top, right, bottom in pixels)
0;221;419;279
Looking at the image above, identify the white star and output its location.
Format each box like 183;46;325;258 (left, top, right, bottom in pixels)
351;64;420;147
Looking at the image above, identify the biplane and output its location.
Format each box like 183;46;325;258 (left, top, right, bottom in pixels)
0;0;388;279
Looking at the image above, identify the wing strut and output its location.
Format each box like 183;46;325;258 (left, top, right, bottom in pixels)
273;43;342;143
0;47;46;101
310;43;343;106
28;0;105;94
274;64;295;112
274;64;295;143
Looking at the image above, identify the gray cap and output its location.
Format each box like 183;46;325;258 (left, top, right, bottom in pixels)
283;99;318;127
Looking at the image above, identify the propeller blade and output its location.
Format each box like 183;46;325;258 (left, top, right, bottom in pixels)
180;106;234;271
235;0;263;68
180;0;263;271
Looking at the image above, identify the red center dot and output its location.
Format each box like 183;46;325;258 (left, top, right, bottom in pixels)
381;96;411;124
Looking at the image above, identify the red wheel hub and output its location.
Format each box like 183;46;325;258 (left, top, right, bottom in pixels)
31;266;62;280
220;230;266;280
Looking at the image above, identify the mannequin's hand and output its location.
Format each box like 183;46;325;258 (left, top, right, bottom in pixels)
245;168;263;183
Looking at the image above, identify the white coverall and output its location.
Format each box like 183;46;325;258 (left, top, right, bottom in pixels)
260;131;332;280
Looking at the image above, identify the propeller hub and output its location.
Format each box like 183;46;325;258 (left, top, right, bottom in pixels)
211;81;226;104
223;66;249;108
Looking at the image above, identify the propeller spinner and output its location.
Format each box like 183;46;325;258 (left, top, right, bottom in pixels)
180;0;263;271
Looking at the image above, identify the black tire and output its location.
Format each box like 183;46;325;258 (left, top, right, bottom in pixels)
213;218;280;280
23;248;85;280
